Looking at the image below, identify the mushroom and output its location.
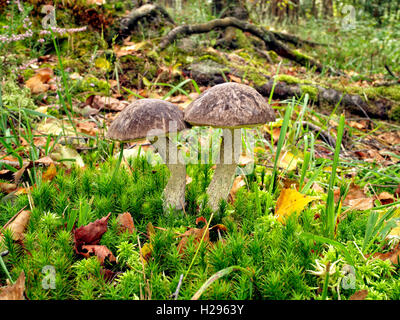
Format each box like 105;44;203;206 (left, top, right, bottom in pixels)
106;99;189;211
184;82;275;211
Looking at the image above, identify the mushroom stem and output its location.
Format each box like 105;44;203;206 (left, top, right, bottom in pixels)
207;128;241;211
154;136;186;211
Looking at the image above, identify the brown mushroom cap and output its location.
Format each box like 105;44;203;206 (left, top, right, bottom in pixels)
184;82;275;128
106;99;188;142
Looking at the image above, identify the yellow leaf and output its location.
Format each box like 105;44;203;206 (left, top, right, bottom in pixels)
277;151;299;171
275;188;317;224
140;243;153;264
42;163;57;182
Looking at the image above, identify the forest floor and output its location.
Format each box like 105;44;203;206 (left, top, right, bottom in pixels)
1;2;400;300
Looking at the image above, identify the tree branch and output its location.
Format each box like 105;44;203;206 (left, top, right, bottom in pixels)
158;17;339;74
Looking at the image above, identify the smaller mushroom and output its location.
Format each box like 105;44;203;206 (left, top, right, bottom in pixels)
184;82;275;211
106;99;189;211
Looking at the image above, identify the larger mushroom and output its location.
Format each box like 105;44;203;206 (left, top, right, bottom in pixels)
184;82;275;211
106;99;189;211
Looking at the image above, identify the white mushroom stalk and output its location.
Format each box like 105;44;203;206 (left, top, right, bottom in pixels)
153;135;187;211
206;128;240;212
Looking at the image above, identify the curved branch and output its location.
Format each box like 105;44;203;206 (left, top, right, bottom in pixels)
158;17;337;74
119;4;175;38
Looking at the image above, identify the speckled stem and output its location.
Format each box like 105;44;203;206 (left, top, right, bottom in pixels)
154;136;186;211
206;128;241;212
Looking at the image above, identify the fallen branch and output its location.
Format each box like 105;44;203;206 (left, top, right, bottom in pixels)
119;3;175;39
159;17;338;74
257;80;398;120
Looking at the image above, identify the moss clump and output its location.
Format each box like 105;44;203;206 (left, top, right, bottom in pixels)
292;49;313;62
75;76;111;95
267;50;279;63
300;85;319;100
389;104;400;121
197;54;226;65
1;79;36;110
276;75;301;85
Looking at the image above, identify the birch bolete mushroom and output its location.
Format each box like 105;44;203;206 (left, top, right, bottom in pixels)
106;99;189;211
184;82;275;211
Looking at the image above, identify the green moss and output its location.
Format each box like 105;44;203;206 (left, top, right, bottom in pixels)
292;49;313;62
389;104;400;121
197;54;226;65
1;79;36;110
75;76;111;95
276;75;301;84
267;50;279;63
300;85;319;100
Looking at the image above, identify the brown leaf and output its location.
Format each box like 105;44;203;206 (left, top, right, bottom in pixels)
1;210;31;241
0;182;17;194
117;212;135;234
0;272;25;300
81;245;116;264
25;75;50;94
76;121;99;136
228;176;246;203
73;213;111;251
349;289;368;300
376;192;394;205
177;216;209;255
89;95;129;112
372;244;400;265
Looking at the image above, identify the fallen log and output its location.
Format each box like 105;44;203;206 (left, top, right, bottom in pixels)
256;79;398;121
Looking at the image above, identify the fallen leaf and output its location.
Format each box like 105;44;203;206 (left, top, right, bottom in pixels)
117;212;135;234
140;242;153;263
0;182;17;194
349;289;368;300
228;176;246;203
347;198;374;211
0;210;31;241
51;145;85;169
81;245;116;264
371;244;400;265
275;188;317;224
277;151;299;171
177;216;209;255
0;271;25;300
73;213;111;252
89;95;130;112
376;192;394;205
42;163;57;182
76;121;99;136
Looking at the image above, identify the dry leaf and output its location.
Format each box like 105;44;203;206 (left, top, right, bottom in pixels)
77;121;99;136
229;176;246;203
73;213;111;252
177;216;209;255
117;212;135;234
275;188;317;224
81;245;116;264
0;182;17;194
349;289;368;300
347;198;374;211
376;192;394;205
277;151;299;171
1;210;31;241
371;244;400;265
42;163;57;182
0;272;25;300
